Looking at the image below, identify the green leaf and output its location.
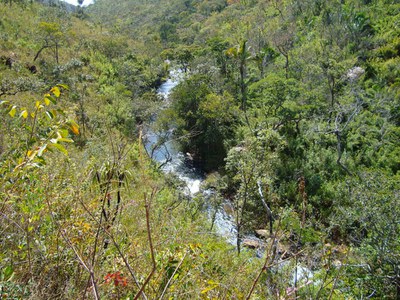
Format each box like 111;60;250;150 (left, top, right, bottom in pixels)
58;129;69;138
9;106;17;117
201;280;219;294
57;84;69;90
45;111;54;120
58;137;74;143
51;86;61;98
49;143;68;156
201;285;217;294
20;110;28;119
3;266;14;281
56;109;66;117
45;95;57;104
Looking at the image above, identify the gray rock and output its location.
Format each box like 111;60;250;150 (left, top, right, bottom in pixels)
255;229;269;239
242;239;260;249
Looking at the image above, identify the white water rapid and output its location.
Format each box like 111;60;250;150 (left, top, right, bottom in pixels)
144;70;238;245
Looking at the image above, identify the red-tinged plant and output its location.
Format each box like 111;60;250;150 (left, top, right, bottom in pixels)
104;271;128;287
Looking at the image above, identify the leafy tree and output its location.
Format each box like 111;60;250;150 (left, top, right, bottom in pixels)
316;41;352;108
225;41;251;125
206;37;229;75
161;45;198;73
271;22;296;79
165;74;239;170
248;73;303;133
34;21;67;64
252;45;279;79
225;128;285;253
159;21;179;46
0;85;78;171
331;171;400;299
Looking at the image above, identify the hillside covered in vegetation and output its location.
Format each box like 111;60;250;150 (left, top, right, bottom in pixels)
1;0;399;299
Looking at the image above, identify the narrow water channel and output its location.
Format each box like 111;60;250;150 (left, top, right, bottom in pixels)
143;70;238;245
144;70;314;284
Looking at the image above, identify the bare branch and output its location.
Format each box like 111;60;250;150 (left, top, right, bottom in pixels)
159;251;188;300
257;180;273;235
133;190;157;300
61;229;100;300
246;218;282;299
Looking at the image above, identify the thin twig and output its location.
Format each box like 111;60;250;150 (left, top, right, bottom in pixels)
245;218;282;299
77;194;147;299
133;190;157;300
328;252;349;300
61;229;100;300
159;251;188;300
43;191;100;300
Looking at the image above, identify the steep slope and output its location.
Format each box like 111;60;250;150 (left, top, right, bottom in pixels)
1;0;399;299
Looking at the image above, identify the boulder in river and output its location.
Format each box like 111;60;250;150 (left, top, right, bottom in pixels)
255;229;269;239
242;239;261;249
222;202;234;215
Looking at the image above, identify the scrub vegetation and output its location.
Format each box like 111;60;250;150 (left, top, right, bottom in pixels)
0;0;399;299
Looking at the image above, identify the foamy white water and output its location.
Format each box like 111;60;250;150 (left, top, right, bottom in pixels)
61;0;93;6
144;69;239;245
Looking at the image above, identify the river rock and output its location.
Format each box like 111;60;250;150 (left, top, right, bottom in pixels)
222;202;234;215
242;239;261;249
255;229;269;239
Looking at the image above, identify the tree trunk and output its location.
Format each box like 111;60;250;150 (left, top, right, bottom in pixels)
329;76;335;107
55;43;59;64
239;59;246;111
33;45;50;62
236;222;241;255
257;180;273;235
0;127;4;155
239;55;252;129
284;53;289;79
335;130;352;176
235;196;242;255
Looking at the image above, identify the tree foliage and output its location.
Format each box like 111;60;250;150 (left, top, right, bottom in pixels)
1;0;399;299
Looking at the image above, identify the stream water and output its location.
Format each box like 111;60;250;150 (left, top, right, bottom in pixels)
143;70;314;283
144;70;238;245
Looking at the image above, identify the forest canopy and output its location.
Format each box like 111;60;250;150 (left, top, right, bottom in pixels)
0;0;399;299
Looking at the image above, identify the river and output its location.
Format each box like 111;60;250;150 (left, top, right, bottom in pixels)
144;70;315;284
143;69;238;245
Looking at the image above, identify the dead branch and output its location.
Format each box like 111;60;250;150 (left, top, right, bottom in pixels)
257;180;274;235
159;251;188;300
245;218;282;299
133;190;157;300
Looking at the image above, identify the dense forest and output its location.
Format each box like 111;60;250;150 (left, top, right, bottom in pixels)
0;0;399;299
